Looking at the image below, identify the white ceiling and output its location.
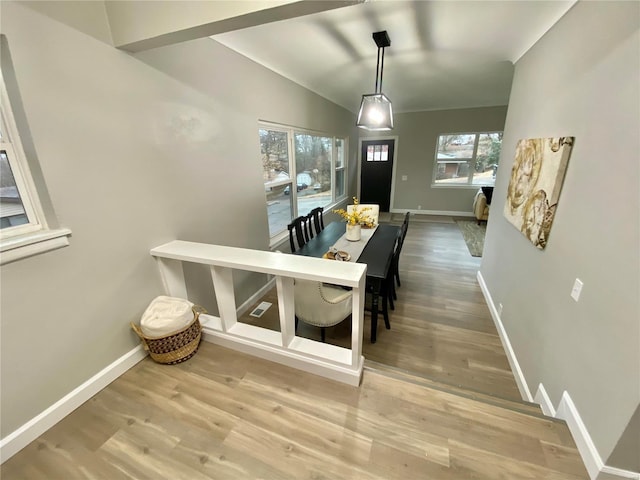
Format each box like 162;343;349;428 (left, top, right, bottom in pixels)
212;0;576;114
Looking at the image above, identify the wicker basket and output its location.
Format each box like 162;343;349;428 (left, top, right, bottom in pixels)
131;305;206;364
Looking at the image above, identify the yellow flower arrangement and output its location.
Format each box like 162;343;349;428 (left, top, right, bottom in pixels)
333;197;376;228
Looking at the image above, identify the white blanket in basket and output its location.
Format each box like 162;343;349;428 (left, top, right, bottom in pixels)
140;296;194;337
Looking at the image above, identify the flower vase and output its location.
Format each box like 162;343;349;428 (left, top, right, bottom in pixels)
346;223;362;242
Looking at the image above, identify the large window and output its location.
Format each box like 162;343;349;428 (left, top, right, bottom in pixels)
1;71;70;264
433;132;502;187
260;123;347;240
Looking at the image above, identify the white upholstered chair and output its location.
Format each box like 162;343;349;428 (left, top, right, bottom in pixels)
294;279;352;342
347;204;380;226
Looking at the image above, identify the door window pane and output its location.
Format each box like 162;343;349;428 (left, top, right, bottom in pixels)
367;144;389;162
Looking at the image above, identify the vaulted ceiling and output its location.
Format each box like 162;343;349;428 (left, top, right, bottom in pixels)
212;0;576;113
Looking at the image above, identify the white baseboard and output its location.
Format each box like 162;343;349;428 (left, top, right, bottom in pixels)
479;274;638;480
555;391;640;480
0;345;147;464
534;383;556;417
0;279;276;465
201;327;363;387
389;208;473;217
476;270;533;402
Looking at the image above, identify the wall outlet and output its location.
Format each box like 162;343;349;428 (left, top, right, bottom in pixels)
571;278;583;302
418;205;422;210
402;175;408;181
498;303;503;316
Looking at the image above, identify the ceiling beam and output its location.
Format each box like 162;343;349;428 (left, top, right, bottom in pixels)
106;0;363;53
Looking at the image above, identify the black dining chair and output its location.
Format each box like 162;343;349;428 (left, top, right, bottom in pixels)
288;216;311;253
307;207;325;238
394;212;410;288
387;228;403;310
365;279;391;332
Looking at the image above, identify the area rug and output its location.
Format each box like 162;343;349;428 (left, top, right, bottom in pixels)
455;219;486;257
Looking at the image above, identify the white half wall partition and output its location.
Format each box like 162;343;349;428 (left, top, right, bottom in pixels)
151;241;367;386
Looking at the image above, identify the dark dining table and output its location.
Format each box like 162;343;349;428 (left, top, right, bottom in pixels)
295;221;400;343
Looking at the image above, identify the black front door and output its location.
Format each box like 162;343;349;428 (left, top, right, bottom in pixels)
360;139;395;212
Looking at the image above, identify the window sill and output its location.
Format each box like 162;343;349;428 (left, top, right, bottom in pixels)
1;228;72;265
269;231;289;251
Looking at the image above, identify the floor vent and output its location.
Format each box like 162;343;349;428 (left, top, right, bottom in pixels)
249;301;272;318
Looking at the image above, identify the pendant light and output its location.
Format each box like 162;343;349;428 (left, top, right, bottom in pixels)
357;30;393;131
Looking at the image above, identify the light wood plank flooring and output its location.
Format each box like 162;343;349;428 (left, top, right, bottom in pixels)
241;215;519;400
2;343;587;479
1;215;589;479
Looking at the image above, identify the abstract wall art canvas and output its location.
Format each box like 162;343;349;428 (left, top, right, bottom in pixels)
504;137;574;249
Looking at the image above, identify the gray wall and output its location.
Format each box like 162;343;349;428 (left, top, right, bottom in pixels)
0;1;356;438
359;106;508;213
480;1;639;471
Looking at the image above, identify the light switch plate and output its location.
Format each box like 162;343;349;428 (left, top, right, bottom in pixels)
571;278;583;302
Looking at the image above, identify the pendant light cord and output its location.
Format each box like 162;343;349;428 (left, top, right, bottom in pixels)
379;47;385;94
374;47;381;93
374;46;386;94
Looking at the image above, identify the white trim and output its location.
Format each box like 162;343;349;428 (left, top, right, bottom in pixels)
555;391;640;480
534;383;556;417
0;228;72;265
599;467;640;480
478;274;639;479
390;208;474;217
556;392;606;479
151;240;367;387
201;326;364;386
0;345;147;464
476;270;533;402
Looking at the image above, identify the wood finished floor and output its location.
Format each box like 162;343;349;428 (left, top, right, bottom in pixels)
1;343;587;479
241;215;520;400
1;215;589;479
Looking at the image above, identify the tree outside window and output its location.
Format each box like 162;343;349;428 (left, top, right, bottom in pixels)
433;132;503;187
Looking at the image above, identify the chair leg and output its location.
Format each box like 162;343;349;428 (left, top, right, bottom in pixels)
321;327;326;343
382;294;390;330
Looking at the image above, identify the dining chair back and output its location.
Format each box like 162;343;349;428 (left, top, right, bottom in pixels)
307;207;325;238
387;228;403;310
294;279;352;342
288;216;311;253
394;212;410;287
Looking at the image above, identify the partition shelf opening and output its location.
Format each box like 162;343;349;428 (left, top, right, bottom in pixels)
150;240;367;386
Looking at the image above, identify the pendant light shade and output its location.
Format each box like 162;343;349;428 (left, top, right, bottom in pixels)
357;31;393;131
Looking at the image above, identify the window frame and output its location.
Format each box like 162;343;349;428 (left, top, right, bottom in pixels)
0;70;70;264
259;121;348;246
431;131;502;188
